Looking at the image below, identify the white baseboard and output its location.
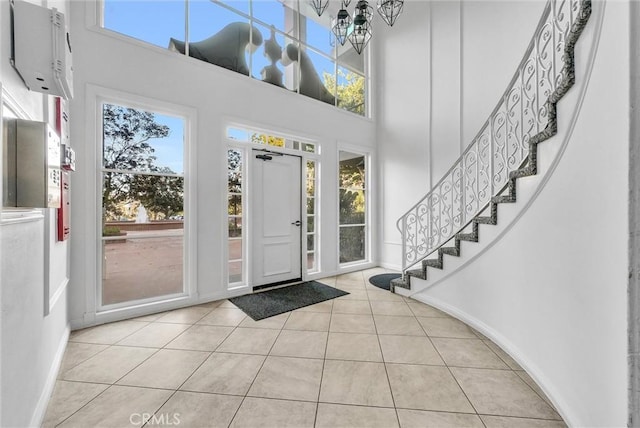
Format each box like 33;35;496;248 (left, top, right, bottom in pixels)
411;293;578;427
30;324;70;427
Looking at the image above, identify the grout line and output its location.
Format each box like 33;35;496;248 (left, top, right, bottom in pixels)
313;301;333;427
367;283;402;428
226;310;292;427
416;311;483;420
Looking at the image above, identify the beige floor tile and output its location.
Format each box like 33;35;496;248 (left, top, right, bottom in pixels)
155;306;213;324
295;300;334;313
319;360;394;407
370;300;414;316
418;317;478;338
181;352;265;395
284;311;331;331
362;267;390;279
57;385;172;428
165;325;234;351
58;343;109;377
133;313;164;322
336;290;369;301
332;299;372;315
248;356;323;401
329;313;376;334
42;381;109;427
386;364;475;413
116;322;190;348
379;335;444;365
484;341;523;370
117;349;209;389
61;346;157;384
218;300;239;308
471;328;491;340
325;332;383;362
197;308;247;327
451;367;561;419
336;272;364;281
432;338;510;369
69;321;149;345
270;330;328;359
481;415;567;428
335;283;367;293
374;315;426;336
515;370;556;409
230;397;317;428
238;312;290;329
367;289;405;302
155;391;243;428
316;403;399;428
217;327;280;355
407;302;449;318
317;276;337;286
397;409;484;428
196;300;225;309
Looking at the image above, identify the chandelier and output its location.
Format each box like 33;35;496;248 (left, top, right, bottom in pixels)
311;0;404;54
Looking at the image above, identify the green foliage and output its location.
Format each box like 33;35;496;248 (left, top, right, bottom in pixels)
339;156;366;224
102;225;121;236
102;104;182;221
250;133;285;147
323;69;365;116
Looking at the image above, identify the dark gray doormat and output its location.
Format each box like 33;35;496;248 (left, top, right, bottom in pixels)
229;281;349;321
369;273;402;291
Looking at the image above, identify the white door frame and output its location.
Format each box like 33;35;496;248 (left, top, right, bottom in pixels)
249;148;304;289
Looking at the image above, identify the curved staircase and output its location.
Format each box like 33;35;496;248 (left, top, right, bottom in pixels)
391;0;592;293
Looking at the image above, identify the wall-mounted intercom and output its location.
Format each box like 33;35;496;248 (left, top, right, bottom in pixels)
11;0;74;99
3;119;61;208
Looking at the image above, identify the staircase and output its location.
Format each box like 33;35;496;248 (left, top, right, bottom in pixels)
391;0;592;293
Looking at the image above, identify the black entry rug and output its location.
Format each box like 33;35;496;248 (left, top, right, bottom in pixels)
229;281;349;321
369;273;402;291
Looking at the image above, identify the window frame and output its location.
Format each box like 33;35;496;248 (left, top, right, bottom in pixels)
223;122;321;287
95;0;370;117
93;90;196;313
337;148;370;268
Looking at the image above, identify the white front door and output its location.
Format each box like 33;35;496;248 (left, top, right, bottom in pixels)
251;150;302;287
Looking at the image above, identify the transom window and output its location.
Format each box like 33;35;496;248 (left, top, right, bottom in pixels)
102;0;367;116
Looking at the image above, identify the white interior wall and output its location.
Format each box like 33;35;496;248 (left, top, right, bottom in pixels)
378;0;542;270
68;1;377;327
0;0;71;426
375;1;430;268
379;0;629;425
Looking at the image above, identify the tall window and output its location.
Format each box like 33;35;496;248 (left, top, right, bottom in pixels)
227;148;244;285
339;151;367;264
306;159;318;272
100;103;185;307
102;0;367;116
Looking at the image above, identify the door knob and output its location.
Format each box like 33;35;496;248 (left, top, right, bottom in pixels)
291;220;302;226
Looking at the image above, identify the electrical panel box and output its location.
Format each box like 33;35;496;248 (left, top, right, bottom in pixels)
57;171;70;241
12;0;74;99
3;119;61;208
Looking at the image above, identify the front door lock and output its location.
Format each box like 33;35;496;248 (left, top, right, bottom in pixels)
291;220;302;226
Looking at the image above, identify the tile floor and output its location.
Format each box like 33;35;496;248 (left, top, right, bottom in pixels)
44;268;566;427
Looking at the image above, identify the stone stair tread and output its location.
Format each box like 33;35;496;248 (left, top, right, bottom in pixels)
440;247;460;256
407;268;426;279
424;259;442;269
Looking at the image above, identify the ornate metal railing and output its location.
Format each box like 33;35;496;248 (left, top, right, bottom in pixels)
396;0;591;272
